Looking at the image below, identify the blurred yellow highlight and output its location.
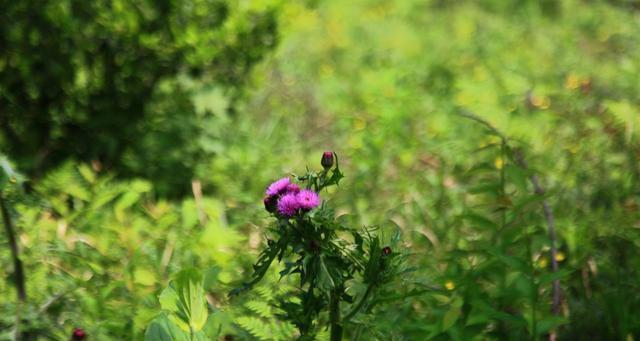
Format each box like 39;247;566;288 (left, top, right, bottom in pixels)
445;281;455;291
565;74;580;90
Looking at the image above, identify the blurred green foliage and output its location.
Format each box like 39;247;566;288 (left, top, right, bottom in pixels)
1;0;640;340
0;0;277;196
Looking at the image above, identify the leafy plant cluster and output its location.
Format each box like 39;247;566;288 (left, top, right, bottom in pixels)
234;152;406;340
143;153;408;340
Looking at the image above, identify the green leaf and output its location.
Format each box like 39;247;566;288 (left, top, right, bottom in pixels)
159;269;209;333
462;212;497;230
538;269;573;286
134;268;157;287
317;256;336;290
145;313;191;341
536;316;567;335
505;164;529;192
442;306;461;331
486;248;528;272
467;182;502;195
0;155;23;190
466;306;490;326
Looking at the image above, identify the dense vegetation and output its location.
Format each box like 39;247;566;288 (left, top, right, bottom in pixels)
1;0;639;340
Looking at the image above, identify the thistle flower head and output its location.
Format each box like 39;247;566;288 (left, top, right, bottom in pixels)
266;177;291;197
297;189;320;210
286;183;301;194
277;193;301;217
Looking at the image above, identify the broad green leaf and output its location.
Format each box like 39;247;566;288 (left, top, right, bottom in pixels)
145;313;209;341
134;268;157;286
442;306;461;331
145;313;190;341
159;269;209;333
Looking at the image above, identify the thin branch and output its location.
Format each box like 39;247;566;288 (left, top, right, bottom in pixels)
191;179;207;226
343;283;375;323
1;193;26;341
0;194;26;301
513;150;561;341
513;151;560;314
329;287;343;341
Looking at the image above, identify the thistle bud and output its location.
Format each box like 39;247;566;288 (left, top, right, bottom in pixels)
263;196;277;213
71;328;87;341
382;246;392;256
321;151;334;170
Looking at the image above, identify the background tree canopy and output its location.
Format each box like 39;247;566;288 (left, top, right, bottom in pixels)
0;0;277;196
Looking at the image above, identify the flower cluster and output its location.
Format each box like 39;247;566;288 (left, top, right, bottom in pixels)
264;177;320;217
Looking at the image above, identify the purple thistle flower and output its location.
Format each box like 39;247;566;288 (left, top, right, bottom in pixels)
297;189;320;210
266;177;291;197
286;183;301;194
277;193;301;217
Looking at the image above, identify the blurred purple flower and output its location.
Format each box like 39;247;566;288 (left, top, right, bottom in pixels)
297;189;320;210
266;177;291;197
286;183;301;194
277;193;301;217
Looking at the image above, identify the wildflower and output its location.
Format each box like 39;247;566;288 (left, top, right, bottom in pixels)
286;183;301;194
297;189;320;210
382;246;392;256
277;193;301;217
71;328;87;341
266;177;291;197
321;151;334;170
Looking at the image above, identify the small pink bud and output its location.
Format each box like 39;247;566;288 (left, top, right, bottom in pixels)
72;328;87;340
321;151;334;169
263;196;277;213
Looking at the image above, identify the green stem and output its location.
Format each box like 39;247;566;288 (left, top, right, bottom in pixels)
0;194;26;341
0;194;26;301
329;288;343;341
343;283;374;322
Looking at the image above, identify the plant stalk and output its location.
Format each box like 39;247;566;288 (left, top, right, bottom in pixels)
343;283;374;322
1;194;26;301
1;193;27;341
329;288;343;341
